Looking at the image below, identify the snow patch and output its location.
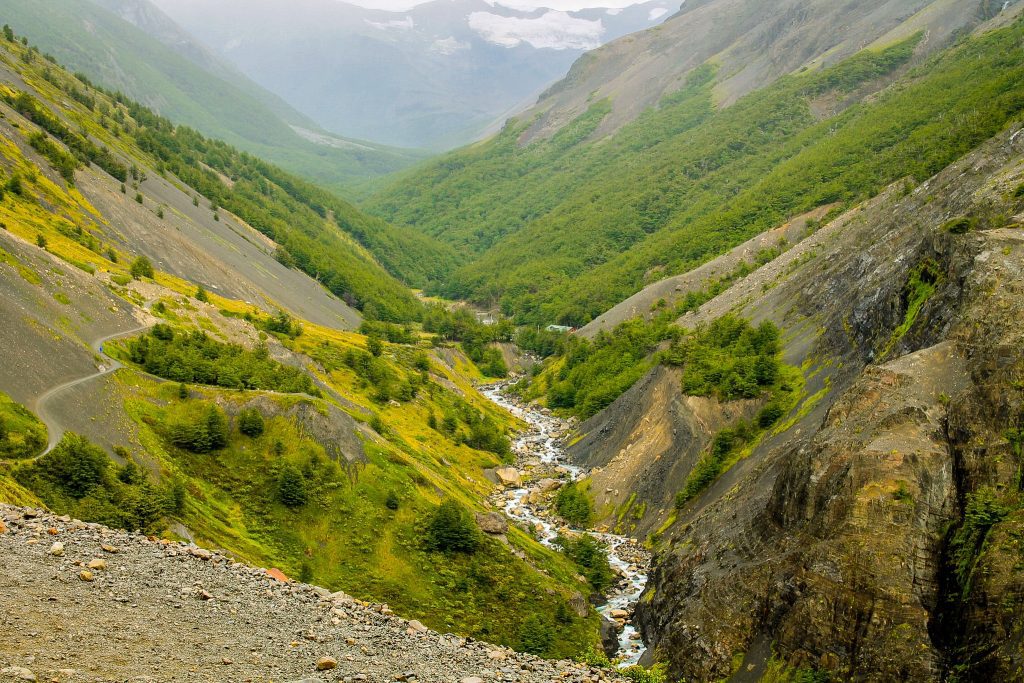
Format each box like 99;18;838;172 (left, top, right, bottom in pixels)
432;36;471;54
648;6;668;20
365;16;415;30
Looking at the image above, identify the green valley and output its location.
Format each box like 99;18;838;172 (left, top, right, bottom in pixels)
368;24;1024;324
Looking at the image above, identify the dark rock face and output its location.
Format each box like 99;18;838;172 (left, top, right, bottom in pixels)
615;128;1024;681
600;616;621;658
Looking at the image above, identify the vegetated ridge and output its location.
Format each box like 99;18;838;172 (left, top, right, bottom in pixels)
514;113;1024;681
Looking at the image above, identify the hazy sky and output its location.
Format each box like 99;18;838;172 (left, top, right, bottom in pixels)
339;0;663;12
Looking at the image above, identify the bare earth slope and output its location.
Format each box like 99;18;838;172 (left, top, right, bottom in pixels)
0;505;621;683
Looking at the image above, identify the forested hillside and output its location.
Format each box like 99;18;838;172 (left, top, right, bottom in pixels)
368;18;1024;324
0;0;426;190
0;29;455;319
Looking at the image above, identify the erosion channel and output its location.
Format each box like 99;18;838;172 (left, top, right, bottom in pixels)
482;382;651;666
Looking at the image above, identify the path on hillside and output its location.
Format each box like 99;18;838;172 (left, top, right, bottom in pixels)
482;383;650;666
31;303;155;457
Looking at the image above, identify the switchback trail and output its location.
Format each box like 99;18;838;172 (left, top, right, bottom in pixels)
31;313;153;457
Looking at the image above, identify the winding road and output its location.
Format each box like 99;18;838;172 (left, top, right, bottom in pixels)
31;316;153;458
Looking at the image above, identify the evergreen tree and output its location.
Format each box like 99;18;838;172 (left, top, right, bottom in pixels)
238;408;265;437
34;432;107;498
425;499;479;553
278;465;308;508
204;405;228;450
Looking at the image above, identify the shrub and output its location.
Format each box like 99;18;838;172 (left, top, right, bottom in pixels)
385;490;400;510
479;346;508;378
464;415;510;458
555;481;593;527
126;328;317;394
620;663;669;683
367;336;384;357
26;432;106;498
555;533;614;592
238;408;265;437
519;614;554;655
129;255;154;279
425;499;479;553
758;403;785;428
166;404;229;453
943;217;973;234
667;316;781;400
260;310;302;338
949;487;1009;591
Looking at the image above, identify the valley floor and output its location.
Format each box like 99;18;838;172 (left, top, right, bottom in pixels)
0;505;621;683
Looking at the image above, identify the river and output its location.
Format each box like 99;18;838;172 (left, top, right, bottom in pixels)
481;382;650;666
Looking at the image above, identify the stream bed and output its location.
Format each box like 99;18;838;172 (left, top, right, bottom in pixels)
481;383;650;666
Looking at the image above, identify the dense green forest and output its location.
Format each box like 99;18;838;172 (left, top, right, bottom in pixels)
123;324;319;395
368;23;1024;325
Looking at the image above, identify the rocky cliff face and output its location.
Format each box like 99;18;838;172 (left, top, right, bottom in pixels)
575;125;1024;680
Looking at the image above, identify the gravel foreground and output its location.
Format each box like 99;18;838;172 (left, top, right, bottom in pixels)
0;505;624;683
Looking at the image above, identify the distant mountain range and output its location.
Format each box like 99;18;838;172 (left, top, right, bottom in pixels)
151;0;676;149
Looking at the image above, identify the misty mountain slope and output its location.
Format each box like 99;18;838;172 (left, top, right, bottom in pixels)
0;0;426;189
518;0;1021;143
153;0;675;149
0;31;447;319
368;11;1024;325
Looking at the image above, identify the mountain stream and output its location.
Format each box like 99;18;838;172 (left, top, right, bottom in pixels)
481;383;650;666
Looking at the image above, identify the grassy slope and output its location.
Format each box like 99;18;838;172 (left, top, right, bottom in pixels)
0;0;426;191
367;22;1024;324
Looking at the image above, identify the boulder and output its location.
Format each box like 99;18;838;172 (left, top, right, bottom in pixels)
494;467;522;487
315;656;337;671
474;512;509;535
536;478;561;493
266;567;291;582
569;591;589;618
